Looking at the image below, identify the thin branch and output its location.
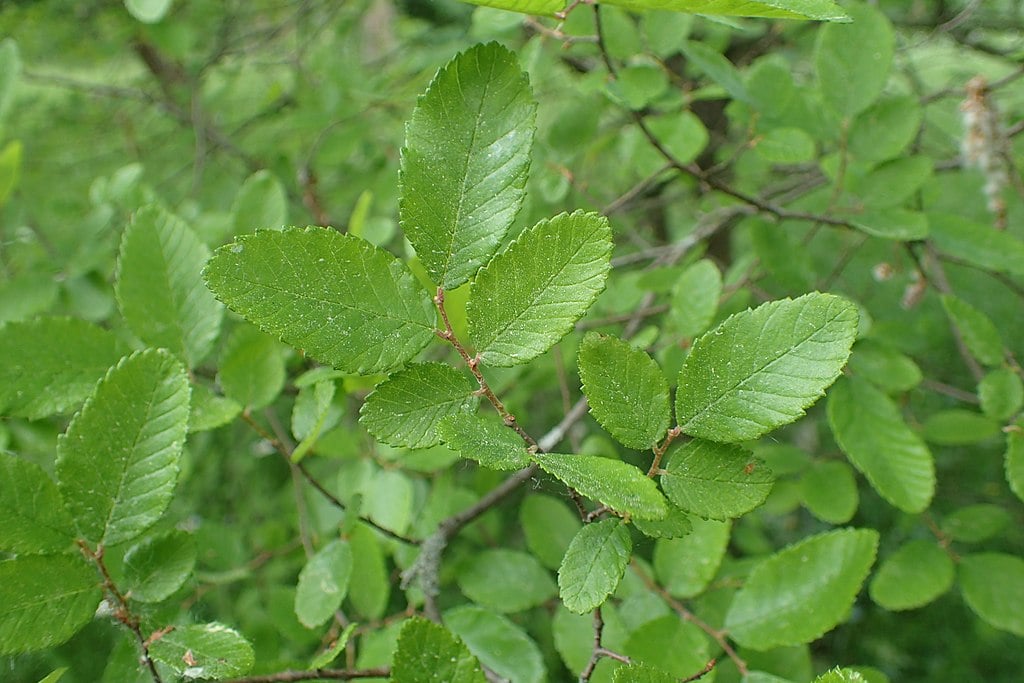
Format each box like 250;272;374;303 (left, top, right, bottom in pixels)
221;667;390;682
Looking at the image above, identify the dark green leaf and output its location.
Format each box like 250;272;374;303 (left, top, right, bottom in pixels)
848;95;922;163
232;169;287;232
922;409;1001;445
558;519;632;614
531;452;667;520
149;623;255;679
799;460;858;525
400;42;536;289
521;495;583;570
852;209;928;241
613;662;677;683
457;549;556;613
437;413;531;470
959;553;1024;637
0;317;126;419
941;504;1010;543
940;294;1004;367
217;326;285;410
676;293;858;442
123;530;196;603
1006;430;1024;504
661;439;773;520
632;505;692;539
680;40;750;103
295;539;353;628
444;606;546;683
115;205;223;366
623;616;711;679
725;529;879;648
0;554;101;655
815;2;894;117
469;211;612;367
0;454;76;554
848;340;921;393
360;363;479;449
348;523;390;620
578;332;670;449
929;214;1024;277
827;377;934;513
392;618;487;683
869;540;954;611
204;227;435;374
56;349;190;546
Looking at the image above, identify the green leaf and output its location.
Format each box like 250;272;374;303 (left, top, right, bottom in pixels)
124;0;172;23
725;528;879;648
632;505;692;539
929;214;1024;277
347;523;390;620
676;293;858;442
578;332;670;450
959;553;1024;637
644;112;709;166
392;618;487;683
668;259;722;339
310;623;357;670
531;452;667;520
940;294;1004;367
149;623;255;679
36;668;68;683
290;379;339;462
815;2;894;117
204;227;435;374
294;539;353;628
922;409;1001;445
558;519;632;614
0;554;101;655
653;518;730;598
623;616;711;679
56;349;190;546
979;368;1024;421
232;169;287;232
848;340;921;394
400;42;536;290
852;209;928;241
457;549;557;613
0;454;76;554
360;363;478;449
0;317;126;419
868;540;954;611
116;205;223;366
1006;431;1024;504
941;504;1010;543
363;469;414;535
521;495;583;570
187;384;241;433
0;139;22;207
469;211;612;367
437;412;531;470
681;40;749;103
217;326;285;410
814;669;870;683
464;0;848;20
850;157;933;208
0;39;21;120
827;377;934;514
444;605;546;683
660;440;773;520
848;95;922;163
799;460;858;525
613;662;678;683
123;530;196;603
755;127;816;164
453;1;562;19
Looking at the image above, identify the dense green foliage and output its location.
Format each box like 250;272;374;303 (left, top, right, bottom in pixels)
2;1;1024;682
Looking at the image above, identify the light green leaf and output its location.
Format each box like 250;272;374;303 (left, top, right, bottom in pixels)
681;40;749;103
644;111;709;166
56;349;190;546
623;616;711;679
959;553;1024;636
632;505;692;539
362;469;414;535
521;495;583;570
940;294;1004;367
347;523;390;620
848;95;922;163
579;332;670;450
360;363;479;449
124;0;172;23
827;377;934;514
400;42;536;289
457;549;557;613
204;227;435;374
462;0;848;20
869;540;954;611
295;539;353;628
850;157;933;208
613;662;677;683
454;0;562;19
0;140;22;207
848;340;921;394
676;293;858;443
668;259;722;340
187;384;241;433
217;325;285;410
653;518;730;598
559;519;632;614
116;205;223;366
232;169;287;232
310;623;357;670
469;211;612;367
392;618;487;683
149;623;255;679
0;39;21;120
979;368;1024;421
660;439;773;520
36;668;68;683
814;669;869;683
922;409;1001;445
929;214;1024;277
437;412;531;470
445;605;546;683
123;530;196;603
0;554;101;655
531;452;667;520
290;380;339;462
815;2;894;117
941;504;1010;544
755;127;815;164
799;460;858;525
1006;430;1024;504
725;528;879;648
0;317;126;419
0;454;76;554
852;209;928;241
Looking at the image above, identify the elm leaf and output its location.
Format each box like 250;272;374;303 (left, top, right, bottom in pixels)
559;519;632;614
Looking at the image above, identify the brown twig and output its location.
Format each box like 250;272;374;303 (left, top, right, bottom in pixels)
220;667;390;682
